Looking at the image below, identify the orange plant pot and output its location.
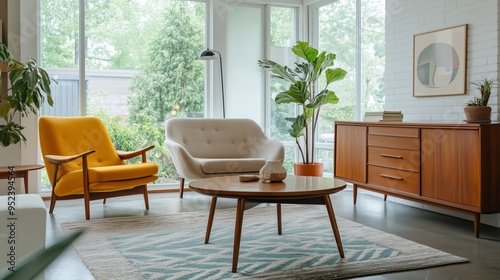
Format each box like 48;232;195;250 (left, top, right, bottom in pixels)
293;162;324;177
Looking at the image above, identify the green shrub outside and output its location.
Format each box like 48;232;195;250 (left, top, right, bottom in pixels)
90;108;179;185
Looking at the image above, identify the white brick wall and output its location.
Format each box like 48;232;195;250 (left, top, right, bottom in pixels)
385;0;499;122
385;0;500;228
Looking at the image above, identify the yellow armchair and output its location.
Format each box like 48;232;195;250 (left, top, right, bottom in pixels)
39;116;158;220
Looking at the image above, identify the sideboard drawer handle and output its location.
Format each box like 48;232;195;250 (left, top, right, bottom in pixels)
380;153;403;159
380;174;404;181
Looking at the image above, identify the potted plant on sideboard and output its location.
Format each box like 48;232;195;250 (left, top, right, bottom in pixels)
464;77;497;123
258;41;347;176
0;42;54;147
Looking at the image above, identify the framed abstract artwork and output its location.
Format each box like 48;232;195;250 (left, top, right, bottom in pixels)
413;24;468;97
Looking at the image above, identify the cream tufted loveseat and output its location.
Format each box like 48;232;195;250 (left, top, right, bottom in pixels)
165;118;285;197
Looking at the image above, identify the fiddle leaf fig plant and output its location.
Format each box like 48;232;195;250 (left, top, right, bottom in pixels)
258;41;347;164
0;42;54;147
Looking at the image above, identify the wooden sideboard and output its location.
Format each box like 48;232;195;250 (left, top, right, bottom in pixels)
334;121;500;237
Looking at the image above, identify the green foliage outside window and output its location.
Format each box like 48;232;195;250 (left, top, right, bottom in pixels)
128;1;205;123
88;92;179;184
40;0;204;188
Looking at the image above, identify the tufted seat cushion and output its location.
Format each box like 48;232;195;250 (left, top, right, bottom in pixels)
198;158;267;174
54;163;159;196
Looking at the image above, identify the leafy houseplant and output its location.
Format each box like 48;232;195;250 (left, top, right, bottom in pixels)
0;42;54;147
464;77;497;123
258;41;347;168
466;77;497;106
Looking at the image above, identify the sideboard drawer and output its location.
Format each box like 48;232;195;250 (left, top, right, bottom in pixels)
368;126;419;138
368;165;420;195
368;135;420;150
368;146;420;171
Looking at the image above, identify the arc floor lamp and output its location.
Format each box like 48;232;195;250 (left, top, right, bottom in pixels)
199;49;225;118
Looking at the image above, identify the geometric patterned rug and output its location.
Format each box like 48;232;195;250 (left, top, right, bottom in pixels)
61;205;467;279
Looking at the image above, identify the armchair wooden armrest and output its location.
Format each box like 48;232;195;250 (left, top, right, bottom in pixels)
44;150;96;165
117;145;155;162
44;150;96;200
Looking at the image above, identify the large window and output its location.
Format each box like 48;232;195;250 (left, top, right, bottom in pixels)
268;6;299;173
310;0;385;174
40;0;206;191
36;0;384;193
227;3;264;122
226;4;299;173
314;0;385;121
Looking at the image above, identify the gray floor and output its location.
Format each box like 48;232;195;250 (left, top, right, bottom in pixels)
43;187;500;280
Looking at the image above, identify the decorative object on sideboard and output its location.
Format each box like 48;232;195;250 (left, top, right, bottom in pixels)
258;41;347;176
259;160;287;183
464;77;497;123
199;48;225;118
364;111;404;122
0;42;55;147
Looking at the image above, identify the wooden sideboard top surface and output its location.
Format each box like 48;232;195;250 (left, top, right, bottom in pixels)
335;120;500;129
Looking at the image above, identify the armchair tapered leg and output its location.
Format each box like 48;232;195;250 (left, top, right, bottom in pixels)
84;199;90;220
180;178;185;198
143;185;150;209
49;192;57;213
82;156;91;220
49;167;58;213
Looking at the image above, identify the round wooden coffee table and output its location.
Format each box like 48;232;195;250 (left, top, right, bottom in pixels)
189;175;347;273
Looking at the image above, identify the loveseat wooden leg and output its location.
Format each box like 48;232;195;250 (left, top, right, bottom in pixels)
180;178;185;198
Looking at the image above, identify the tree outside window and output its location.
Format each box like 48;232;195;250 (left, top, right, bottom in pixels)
40;0;206;190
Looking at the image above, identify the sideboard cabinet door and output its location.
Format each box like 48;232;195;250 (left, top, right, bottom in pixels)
334;124;367;183
420;128;481;208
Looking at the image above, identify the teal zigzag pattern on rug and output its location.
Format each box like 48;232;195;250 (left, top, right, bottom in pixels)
107;221;398;279
61;205;468;279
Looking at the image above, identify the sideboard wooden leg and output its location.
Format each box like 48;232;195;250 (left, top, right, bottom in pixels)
473;212;480;238
353;184;358;204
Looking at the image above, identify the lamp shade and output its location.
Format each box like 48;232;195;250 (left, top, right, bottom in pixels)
198;48;225;118
199;49;219;60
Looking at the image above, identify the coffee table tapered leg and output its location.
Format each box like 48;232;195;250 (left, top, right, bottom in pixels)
232;198;246;273
205;196;218;244
324;195;344;258
277;203;282;235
